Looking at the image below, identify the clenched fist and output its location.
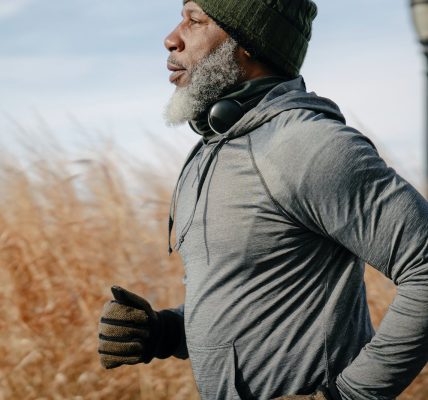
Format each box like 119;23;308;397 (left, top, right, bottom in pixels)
273;391;328;400
272;384;341;400
98;286;161;368
98;286;187;369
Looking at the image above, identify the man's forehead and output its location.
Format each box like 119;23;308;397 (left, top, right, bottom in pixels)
182;1;206;15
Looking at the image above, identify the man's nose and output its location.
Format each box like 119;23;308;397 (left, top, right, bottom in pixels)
164;26;184;52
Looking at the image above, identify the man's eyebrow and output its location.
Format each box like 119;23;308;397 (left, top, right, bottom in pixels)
182;7;207;17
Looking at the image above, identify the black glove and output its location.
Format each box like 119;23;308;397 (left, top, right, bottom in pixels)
272;392;328;400
272;381;342;400
98;286;186;369
318;381;342;400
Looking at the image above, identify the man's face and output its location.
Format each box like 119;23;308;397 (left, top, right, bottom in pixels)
164;1;230;88
163;2;243;125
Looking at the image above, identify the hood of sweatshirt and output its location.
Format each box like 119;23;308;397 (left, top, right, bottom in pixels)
203;75;345;144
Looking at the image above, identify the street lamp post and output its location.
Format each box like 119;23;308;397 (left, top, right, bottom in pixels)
411;0;428;197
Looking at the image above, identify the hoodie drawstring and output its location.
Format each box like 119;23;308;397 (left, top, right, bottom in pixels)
168;136;228;254
168;141;204;255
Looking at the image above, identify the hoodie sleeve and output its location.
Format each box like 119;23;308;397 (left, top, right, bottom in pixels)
283;122;428;400
162;304;188;360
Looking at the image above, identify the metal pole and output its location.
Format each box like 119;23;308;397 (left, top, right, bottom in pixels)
410;0;428;195
425;47;428;198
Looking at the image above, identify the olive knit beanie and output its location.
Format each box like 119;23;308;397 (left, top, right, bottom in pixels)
184;0;318;78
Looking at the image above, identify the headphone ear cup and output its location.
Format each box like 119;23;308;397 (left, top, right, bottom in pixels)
208;99;245;135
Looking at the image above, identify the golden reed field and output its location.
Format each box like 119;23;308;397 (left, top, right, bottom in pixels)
0;139;426;399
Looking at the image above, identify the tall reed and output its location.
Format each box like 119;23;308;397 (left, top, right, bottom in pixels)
0;137;425;399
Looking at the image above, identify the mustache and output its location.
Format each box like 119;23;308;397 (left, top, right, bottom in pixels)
167;56;187;70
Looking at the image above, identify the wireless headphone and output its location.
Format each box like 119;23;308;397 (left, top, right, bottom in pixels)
207;94;266;135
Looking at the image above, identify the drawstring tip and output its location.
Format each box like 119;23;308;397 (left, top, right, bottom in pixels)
168;246;173;256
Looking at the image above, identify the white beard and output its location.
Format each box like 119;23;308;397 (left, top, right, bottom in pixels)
164;37;243;126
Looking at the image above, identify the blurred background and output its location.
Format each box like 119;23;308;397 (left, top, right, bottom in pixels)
0;0;425;186
0;0;427;399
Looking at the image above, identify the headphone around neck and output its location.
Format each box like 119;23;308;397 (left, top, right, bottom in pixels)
207;94;265;135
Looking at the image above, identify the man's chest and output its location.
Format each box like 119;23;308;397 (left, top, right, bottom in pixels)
174;141;317;271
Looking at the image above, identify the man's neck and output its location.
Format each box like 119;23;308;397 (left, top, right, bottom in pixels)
189;75;290;142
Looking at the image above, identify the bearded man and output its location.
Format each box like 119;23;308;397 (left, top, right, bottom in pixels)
98;1;428;399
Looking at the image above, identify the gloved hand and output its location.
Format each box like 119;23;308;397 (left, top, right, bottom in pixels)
98;286;185;369
272;384;341;400
272;392;328;400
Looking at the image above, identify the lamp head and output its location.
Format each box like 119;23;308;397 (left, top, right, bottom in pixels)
411;0;428;49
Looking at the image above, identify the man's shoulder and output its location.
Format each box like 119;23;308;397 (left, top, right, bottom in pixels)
247;108;380;192
249;107;374;159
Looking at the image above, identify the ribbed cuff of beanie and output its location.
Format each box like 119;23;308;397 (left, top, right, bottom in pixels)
187;0;317;78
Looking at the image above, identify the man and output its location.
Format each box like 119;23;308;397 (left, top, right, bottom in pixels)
98;1;428;399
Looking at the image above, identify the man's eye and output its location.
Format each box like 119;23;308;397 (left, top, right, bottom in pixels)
190;19;200;25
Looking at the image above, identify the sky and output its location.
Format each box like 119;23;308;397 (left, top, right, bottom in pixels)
0;0;425;189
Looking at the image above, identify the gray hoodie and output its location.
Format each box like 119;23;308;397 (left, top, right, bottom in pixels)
169;76;428;400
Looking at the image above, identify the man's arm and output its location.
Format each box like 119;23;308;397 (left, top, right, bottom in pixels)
98;287;188;369
285;123;428;399
161;303;188;360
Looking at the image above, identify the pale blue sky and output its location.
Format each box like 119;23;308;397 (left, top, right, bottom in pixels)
0;0;425;188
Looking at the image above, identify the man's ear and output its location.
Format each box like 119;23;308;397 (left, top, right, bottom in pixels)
235;46;252;72
236;46;278;81
237;46;252;60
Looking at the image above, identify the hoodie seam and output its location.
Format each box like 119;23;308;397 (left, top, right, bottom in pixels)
323;266;331;385
246;133;308;231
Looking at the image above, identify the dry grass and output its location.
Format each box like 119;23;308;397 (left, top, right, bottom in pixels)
365;266;428;399
0;141;198;400
0;139;426;399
